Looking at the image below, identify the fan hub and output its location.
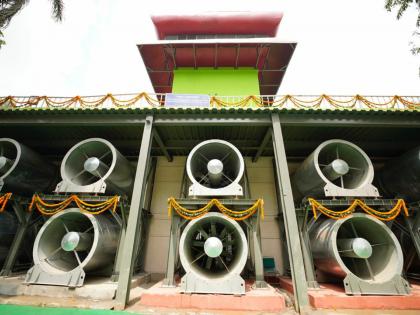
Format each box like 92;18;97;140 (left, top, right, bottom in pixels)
61;231;92;252
322;159;349;182
207;159;224;185
204;236;223;258
83;157;109;176
338;237;372;259
0;156;12;171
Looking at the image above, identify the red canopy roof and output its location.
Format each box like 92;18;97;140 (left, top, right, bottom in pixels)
151;13;283;39
138;41;296;95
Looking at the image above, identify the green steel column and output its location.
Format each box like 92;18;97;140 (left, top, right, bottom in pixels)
115;115;154;309
271;113;310;313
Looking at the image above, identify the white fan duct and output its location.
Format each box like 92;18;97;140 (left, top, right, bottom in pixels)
25;208;120;287
310;213;410;295
179;213;248;294
292;139;379;199
0;138;56;194
187;139;245;197
55;138;134;194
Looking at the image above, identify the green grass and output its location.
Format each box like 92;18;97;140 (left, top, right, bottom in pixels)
0;304;140;315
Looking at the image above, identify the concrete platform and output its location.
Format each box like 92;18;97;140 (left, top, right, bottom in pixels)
279;277;420;310
139;280;287;312
0;273;150;301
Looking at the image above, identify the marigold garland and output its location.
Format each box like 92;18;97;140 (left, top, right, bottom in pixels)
0;93;419;111
308;198;409;221
29;194;120;216
0;193;12;213
167;197;264;221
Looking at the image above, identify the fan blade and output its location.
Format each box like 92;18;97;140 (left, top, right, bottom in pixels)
205;256;213;269
210;222;217;236
197;227;209;240
192;241;204;247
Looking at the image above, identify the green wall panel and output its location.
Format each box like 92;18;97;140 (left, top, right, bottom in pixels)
172;68;260;95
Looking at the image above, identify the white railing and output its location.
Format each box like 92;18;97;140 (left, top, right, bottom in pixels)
0;93;419;111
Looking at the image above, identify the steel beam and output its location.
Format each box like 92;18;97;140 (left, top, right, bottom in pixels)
162;213;181;287
278;113;420;128
271;113;310;313
115;115;154;309
154;116;271;126
0;198;32;277
153;128;173;162
252;128;271;162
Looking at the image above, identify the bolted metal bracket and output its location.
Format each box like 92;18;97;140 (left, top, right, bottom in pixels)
189;182;243;197
55;180;107;194
343;273;411;295
324;183;379;198
181;272;245;295
25;265;86;288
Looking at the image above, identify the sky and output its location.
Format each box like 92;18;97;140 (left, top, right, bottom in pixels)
0;0;418;96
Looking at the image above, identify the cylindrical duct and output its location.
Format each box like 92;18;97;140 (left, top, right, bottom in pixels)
56;138;134;194
179;212;248;280
310;213;404;282
377;146;420;202
186;139;245;197
32;208;120;275
0;138;56;194
292;139;379;200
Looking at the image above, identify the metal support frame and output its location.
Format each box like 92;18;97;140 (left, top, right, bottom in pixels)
0;196;33;276
153;128;173;162
271;113;310;313
403;202;420;271
162;212;182;287
115;114;154;308
247;211;268;288
110;199;129;281
252;127;271;162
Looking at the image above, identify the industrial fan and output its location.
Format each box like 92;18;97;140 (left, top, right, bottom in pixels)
0;138;56;194
309;213;410;295
186;139;245;197
25;208;120;287
292;139;379;199
179;212;248;294
55;138;134;194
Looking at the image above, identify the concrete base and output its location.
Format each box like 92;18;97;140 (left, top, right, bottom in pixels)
0;273;150;301
139;280;286;312
279;277;420;310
